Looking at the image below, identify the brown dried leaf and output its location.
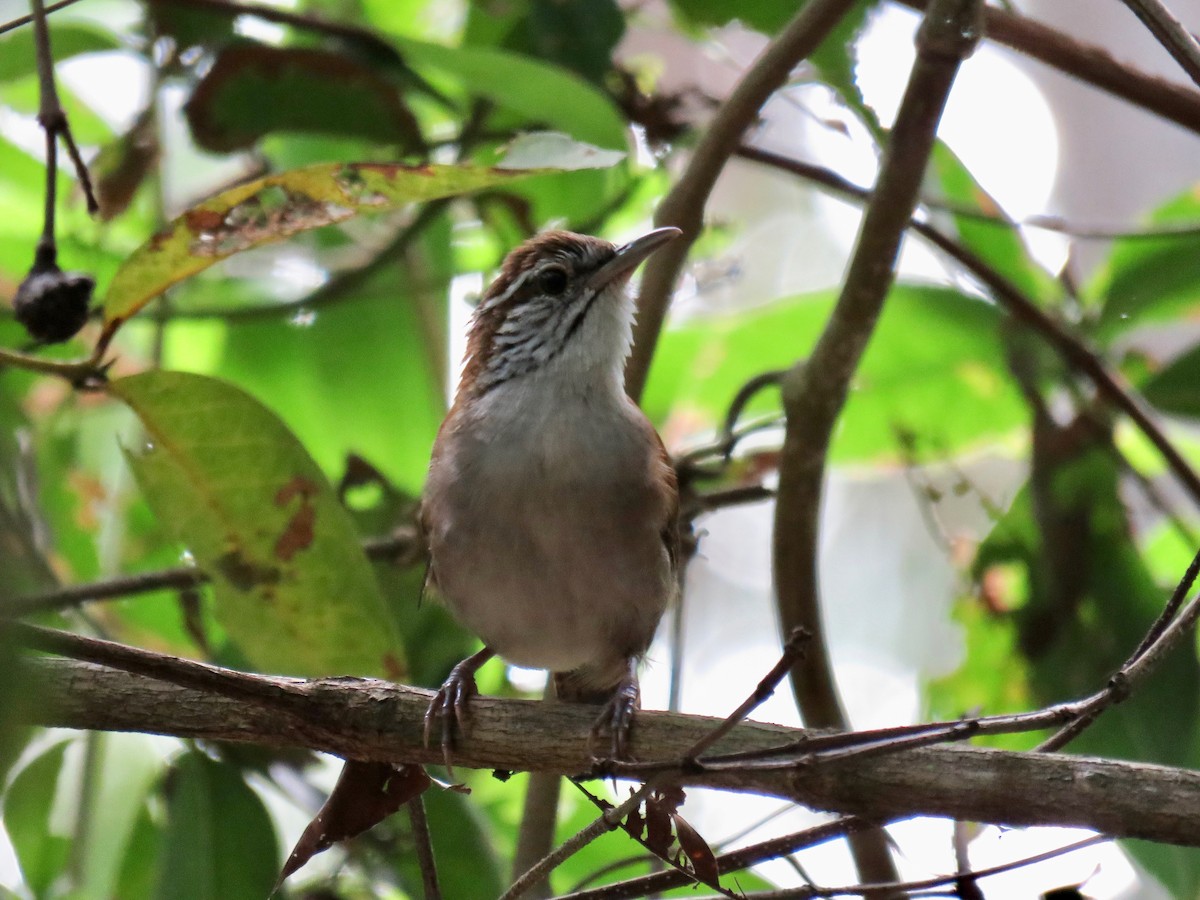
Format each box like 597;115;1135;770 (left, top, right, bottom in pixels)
277;761;431;887
671;811;721;887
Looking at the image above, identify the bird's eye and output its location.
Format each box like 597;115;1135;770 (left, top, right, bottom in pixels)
538;266;568;295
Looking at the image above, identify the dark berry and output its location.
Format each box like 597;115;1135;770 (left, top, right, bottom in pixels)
13;259;94;344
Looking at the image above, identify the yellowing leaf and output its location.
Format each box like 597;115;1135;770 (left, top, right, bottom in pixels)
100;162;554;331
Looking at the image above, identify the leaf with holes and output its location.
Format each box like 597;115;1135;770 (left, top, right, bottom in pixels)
100;159;603;335
111;371;403;678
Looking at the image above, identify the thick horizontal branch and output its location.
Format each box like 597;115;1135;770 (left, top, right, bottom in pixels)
22;656;1200;848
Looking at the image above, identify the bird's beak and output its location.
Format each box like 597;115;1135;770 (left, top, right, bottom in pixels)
586;226;682;293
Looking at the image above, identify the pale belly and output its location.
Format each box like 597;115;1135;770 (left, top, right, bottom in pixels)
427;477;672;675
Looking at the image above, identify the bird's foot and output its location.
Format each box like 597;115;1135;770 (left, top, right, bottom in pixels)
424;647;495;777
588;663;641;762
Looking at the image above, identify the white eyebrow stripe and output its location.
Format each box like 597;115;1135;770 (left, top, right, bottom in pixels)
479;267;532;312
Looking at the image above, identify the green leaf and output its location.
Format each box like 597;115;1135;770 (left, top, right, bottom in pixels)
0;373;58;599
2;742;71;896
644;284;1025;461
464;0;625;84
810;0;882;137
1141;342;1200;419
667;0;798;34
184;42;424;154
395;37;627;148
116;803;163;899
930;141;1059;304
152;752;278;900
111;371;404;678
101;161;564;329
1090;186;1200;339
74;733;167;899
415;788;506;900
965;444;1200;893
0;22;121;82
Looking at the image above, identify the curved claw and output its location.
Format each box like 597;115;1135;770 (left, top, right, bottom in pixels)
588;665;641;762
423;647;495;776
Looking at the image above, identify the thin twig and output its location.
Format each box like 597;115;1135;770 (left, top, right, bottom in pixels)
558;818;872;900
735;144;1200;511
774;0;979;746
685;627;809;761
772;9;980;890
1131;544;1200;660
2;526;421;617
891;0;1200;136
717;370;786;461
0;0;82;37
678;834;1105;899
0;345;107;386
625;0;861;400
1037;548;1200;752
570;782;740;899
1118;0;1200;88
500;781;659;900
30;0;97;215
407;795;443;900
8;622;310;710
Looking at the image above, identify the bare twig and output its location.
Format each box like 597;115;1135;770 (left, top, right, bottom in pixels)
773;0;979;756
2;526;421;618
0;0;82;37
1132;544;1200;660
892;0;1200;136
407;796;443;900
570;782;740;898
1118;0;1200;89
773;8;980;891
0;345;107;385
624;0;861;400
1036;547;1200;752
30;0;97;216
686;627;809;761
559;817;871;900
682;834;1106;899
501;781;659;900
735;144;1200;511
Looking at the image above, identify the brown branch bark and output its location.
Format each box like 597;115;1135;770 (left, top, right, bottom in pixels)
769;4;981;892
21;656;1200;849
773;0;978;737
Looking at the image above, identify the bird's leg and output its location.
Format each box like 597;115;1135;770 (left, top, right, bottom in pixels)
424;646;496;775
589;657;641;761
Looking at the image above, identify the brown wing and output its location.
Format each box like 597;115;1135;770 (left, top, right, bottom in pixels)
648;420;681;579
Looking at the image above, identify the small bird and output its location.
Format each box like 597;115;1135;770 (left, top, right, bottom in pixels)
421;227;682;762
